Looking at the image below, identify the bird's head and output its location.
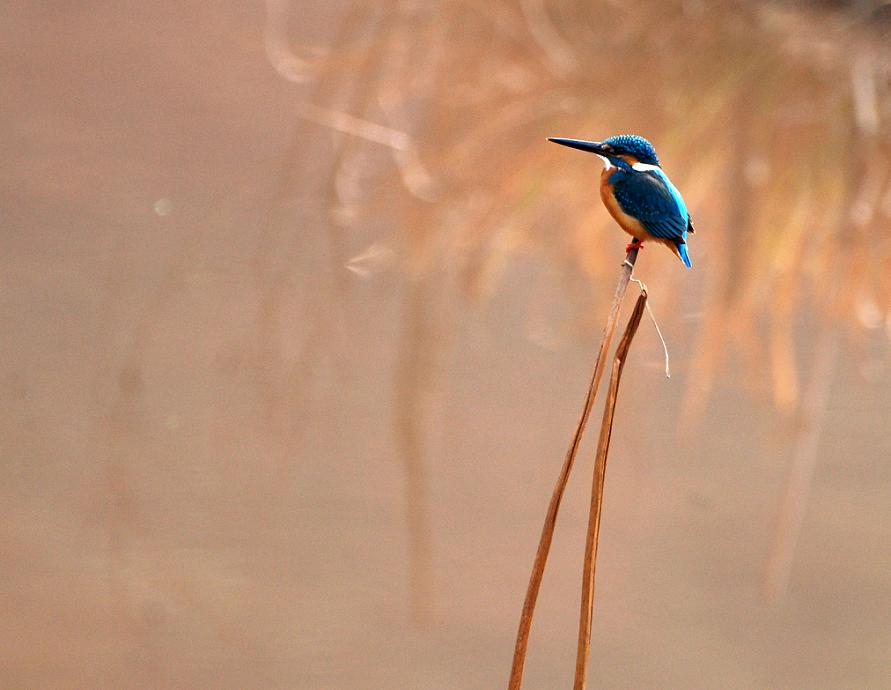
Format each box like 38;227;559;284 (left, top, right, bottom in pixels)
548;134;660;170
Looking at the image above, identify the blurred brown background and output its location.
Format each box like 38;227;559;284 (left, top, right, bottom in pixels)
2;1;890;688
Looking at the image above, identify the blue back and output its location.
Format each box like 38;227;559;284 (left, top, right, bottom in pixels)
610;167;689;244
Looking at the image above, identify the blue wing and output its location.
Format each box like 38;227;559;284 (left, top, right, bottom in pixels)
611;169;689;242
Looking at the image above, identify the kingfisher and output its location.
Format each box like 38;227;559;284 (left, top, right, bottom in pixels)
548;134;694;268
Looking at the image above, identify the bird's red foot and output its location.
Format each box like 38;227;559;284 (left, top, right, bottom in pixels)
626;240;645;252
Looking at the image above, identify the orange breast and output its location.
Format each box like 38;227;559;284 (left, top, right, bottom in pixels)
599;169;647;239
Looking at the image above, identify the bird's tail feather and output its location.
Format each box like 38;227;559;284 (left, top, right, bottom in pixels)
676;242;692;268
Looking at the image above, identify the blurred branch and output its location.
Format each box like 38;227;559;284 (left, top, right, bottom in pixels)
264;0;316;83
519;0;577;75
763;323;840;603
294;102;411;151
394;270;437;624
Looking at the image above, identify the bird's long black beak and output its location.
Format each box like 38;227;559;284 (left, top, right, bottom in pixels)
547;137;606;155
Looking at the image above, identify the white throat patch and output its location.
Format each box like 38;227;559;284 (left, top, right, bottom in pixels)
596;154;613;170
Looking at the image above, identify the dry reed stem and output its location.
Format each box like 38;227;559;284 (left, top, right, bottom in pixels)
507;246;639;690
573;291;648;690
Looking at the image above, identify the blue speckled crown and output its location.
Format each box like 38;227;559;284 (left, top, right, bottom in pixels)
602;134;660;166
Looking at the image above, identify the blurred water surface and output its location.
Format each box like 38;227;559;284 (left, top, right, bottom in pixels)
2;1;890;688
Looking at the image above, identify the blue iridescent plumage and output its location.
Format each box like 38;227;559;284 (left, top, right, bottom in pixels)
548;134;694;268
601;134;660;166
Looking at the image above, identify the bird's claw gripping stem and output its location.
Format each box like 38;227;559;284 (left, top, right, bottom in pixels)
625;240;645;252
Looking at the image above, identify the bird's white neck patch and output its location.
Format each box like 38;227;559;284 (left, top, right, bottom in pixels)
596;154;613;170
632;162;661;172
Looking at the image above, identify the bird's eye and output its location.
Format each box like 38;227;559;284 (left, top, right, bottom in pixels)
602;144;613;153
